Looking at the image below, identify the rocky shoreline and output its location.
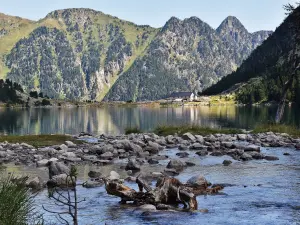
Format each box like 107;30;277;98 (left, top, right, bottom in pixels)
0;131;300;190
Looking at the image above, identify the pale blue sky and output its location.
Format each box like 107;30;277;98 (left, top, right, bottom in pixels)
0;0;298;32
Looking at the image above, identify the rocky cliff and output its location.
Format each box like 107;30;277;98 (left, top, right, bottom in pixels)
0;8;272;101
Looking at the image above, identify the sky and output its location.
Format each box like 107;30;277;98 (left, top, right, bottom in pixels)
0;0;298;32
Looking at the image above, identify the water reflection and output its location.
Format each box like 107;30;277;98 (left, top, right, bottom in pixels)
0;105;299;135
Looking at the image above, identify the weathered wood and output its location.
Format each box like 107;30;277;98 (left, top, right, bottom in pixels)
104;175;223;211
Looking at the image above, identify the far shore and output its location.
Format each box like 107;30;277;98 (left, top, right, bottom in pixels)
0;97;287;109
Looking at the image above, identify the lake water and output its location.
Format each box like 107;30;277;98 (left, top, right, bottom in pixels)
0;105;299;135
5;146;300;225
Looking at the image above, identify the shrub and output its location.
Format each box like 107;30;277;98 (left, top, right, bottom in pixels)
125;127;142;134
41;99;51;106
0;175;42;225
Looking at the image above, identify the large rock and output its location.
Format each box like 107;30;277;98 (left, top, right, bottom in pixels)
62;152;76;158
165;135;175;144
0;151;7;158
186;175;209;188
37;159;49;167
126;158;141;171
237;134;247;141
100;145;115;154
244;145;261;152
100;152;114;160
182;133;196;141
82;180;104;188
48;161;70;179
65;141;76;147
241;153;253;161
26;176;44;190
195;135;204;144
145;141;163;154
148;158;159;164
59;144;68;152
47;174;75;188
166;159;185;171
88;170;102;178
190;143;206;150
248;151;264;159
108;171;120;180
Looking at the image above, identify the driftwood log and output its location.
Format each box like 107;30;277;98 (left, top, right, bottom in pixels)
104;175;223;211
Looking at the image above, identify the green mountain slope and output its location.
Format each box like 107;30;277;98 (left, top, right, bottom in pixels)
202;5;300;105
0;8;271;101
2;9;158;100
104;16;271;101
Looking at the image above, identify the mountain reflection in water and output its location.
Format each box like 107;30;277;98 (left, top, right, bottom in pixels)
0;105;299;135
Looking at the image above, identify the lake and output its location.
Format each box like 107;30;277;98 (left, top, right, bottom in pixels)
6;146;300;225
0;105;299;135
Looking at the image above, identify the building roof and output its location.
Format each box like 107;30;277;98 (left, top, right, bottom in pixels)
168;92;193;98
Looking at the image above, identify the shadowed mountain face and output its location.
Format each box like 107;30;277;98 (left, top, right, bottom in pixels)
0;8;272;101
202;6;300;106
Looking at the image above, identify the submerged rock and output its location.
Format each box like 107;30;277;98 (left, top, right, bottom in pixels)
264;155;279;161
223;160;232;166
138;204;157;212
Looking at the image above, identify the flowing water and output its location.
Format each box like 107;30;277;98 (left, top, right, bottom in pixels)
5;146;300;225
0;105;299;135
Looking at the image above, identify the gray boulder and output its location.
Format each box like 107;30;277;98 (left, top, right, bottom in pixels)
186;175;209;188
245;145;261;152
126;158;141;171
0;151;7;158
48;161;70;179
108;171;120;180
47;174;75;188
100;152;114;160
65;141;76;148
26;176;44;190
88;170;102;178
166;159;185;171
241;153;253;161
182;133;196;141
37;159;50;167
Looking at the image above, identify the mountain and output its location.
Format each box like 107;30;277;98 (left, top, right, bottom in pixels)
202;5;300;105
0;9;272;101
104;16;272;101
216;16;272;65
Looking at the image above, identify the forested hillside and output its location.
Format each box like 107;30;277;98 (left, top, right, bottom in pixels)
202;5;300;105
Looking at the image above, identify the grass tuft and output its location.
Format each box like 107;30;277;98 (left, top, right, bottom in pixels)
252;123;300;137
153;125;242;136
124;127;143;135
0;135;82;147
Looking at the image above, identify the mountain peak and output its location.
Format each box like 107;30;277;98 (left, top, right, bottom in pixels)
217;16;248;34
162;16;182;31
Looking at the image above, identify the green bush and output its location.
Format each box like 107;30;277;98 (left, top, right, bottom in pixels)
125;127;142;134
0;175;42;225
